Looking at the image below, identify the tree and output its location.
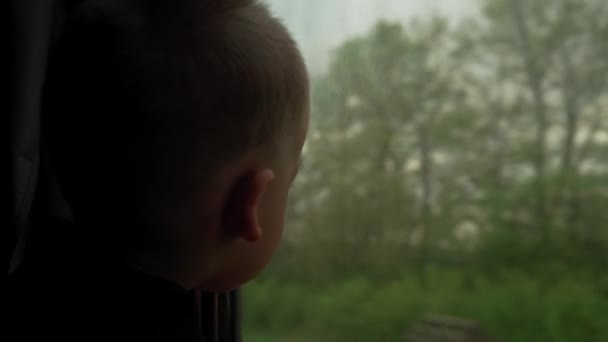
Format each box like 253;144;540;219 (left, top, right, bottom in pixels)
472;0;608;240
268;0;608;284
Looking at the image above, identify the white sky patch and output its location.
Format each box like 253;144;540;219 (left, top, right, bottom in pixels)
404;158;421;173
345;121;364;139
454;220;479;241
310;129;322;142
432;151;450;165
547;126;564;146
267;0;478;74
595;131;608;144
346;94;363;109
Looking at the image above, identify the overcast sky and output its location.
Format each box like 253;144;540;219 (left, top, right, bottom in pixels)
266;0;479;74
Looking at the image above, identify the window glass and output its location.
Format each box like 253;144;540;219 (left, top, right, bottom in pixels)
245;1;608;341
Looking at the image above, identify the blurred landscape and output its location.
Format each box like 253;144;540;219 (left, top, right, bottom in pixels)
245;0;608;340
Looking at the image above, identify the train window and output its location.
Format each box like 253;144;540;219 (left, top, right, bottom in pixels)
244;1;608;341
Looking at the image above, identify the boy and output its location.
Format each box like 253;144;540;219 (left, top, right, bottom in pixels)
8;0;309;340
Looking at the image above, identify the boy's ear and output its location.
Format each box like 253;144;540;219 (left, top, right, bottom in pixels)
221;169;274;242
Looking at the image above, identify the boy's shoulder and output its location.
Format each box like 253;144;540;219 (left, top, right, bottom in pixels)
8;217;208;341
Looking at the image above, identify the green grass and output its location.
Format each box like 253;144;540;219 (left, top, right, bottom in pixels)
243;269;608;342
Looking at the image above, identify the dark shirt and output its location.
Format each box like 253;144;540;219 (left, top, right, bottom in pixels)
8;217;208;341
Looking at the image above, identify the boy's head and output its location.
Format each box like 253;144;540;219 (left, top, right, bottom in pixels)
44;0;309;290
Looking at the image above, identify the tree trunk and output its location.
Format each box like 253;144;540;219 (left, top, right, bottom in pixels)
510;0;549;239
416;120;433;285
559;52;582;233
